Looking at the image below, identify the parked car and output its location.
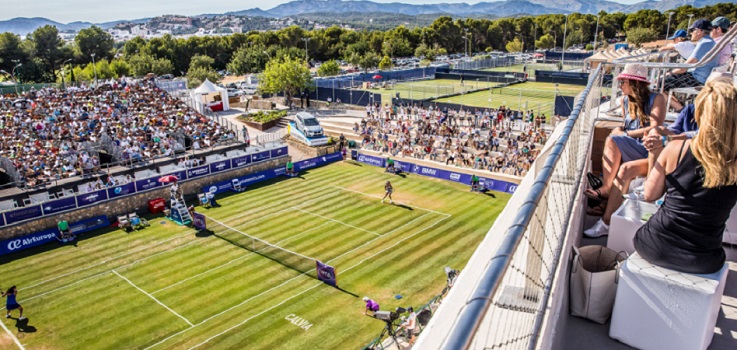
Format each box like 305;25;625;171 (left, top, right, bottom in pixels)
295;112;324;138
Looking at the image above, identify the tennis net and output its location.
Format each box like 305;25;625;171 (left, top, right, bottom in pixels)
205;215;319;278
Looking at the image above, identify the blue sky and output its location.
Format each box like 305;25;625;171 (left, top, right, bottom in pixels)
4;0;645;23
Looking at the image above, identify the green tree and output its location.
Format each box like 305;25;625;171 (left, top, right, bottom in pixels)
258;55;312;104
110;59;131;77
0;33;27;73
227;43;269;75
28;25;69;81
128;54;173;76
535;34;555;50
189;54;215;70
505;38;523;53
378;55;393;70
626;27;658;47
317;60;340;77
75;26;115;64
624;10;666;34
186;67;221;87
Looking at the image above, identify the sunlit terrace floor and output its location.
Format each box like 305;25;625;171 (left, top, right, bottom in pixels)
558;215;737;350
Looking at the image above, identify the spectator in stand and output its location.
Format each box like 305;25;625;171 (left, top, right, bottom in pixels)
635;77;737;274
711;17;733;67
659;29;695;59
585;64;665;237
663;19;719;111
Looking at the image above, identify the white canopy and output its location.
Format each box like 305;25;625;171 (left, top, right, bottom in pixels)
194;79;225;94
190;79;229;112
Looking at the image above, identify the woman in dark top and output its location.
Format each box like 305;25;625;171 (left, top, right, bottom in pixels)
635;78;737;274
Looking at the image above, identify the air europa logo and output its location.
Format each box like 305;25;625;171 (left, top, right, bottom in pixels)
509;185;518;193
7;240;21;250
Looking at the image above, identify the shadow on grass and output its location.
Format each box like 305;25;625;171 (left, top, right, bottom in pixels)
213;231;360;297
394;204;414;211
482;191;497;198
14;317;36;334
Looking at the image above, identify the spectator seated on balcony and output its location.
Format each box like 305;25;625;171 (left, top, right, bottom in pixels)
710;17;733;67
584;64;665;237
659;29;695;59
633;78;737;274
663;19;719;111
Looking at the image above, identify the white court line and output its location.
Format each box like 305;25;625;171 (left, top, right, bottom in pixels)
113;271;194;327
22;232;194;292
186;213;452;349
150;221;333;294
331;185;452;217
0;315;25;350
293;208;381;236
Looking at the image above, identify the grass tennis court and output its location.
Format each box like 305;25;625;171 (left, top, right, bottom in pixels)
432;81;587;117
0;161;510;349
360;78;502;104
483;63;581;78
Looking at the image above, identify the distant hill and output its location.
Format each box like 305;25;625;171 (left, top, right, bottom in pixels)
0;0;731;36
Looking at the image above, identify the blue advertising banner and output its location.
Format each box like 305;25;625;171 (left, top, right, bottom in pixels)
5;205;43;225
209;160;232;174
252;150;271;162
231;154;252;168
0;215;109;256
270;146;288;158
316;260;337;286
187;165;210;179
41;197;78;216
0;212;4;227
76;189;109;207
294;152;343;171
354;153;385;168
354;152;519;194
193;212;206;231
107;182;136;199
135;177;162;192
203;168;282;195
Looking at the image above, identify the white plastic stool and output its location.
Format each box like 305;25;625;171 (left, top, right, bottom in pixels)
609;252;728;350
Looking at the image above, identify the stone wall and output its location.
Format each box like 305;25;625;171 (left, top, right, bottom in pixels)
285;136;339;158
0;157;289;240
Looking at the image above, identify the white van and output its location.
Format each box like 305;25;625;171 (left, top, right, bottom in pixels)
295;112;324;138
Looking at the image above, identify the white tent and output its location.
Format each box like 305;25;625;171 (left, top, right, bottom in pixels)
190;79;229;112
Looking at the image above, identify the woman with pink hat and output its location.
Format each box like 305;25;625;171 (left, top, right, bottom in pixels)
584;63;666;237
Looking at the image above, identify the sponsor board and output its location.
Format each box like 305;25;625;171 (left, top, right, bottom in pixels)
270;146;288;158
203;168;279;195
295;152;343;171
209;160;232;174
193;212;207;231
135;178;162;192
5;205;43;225
76;189;109;207
231;155;252;168
0;212;4;227
252;151;271;162
107;182;136;199
42;197;78;216
0;215;109;256
316;260;337;287
353;152;518;194
187;165;210;179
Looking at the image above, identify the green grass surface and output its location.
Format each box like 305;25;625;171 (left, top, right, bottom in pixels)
432;81;587;117
482;63;581;78
360;78;501;104
0;162;510;349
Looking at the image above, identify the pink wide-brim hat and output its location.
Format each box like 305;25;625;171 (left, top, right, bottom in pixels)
616;63;650;84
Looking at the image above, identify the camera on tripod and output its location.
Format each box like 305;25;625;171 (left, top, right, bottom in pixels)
373;307;407;323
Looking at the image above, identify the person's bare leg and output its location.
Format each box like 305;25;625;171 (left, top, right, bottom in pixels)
603;159;648;225
596;136;623;198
